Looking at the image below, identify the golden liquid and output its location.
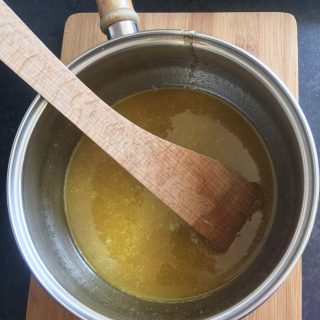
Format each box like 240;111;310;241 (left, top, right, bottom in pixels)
65;88;275;301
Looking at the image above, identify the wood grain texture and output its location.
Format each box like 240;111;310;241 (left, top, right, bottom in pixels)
26;12;301;320
0;0;260;252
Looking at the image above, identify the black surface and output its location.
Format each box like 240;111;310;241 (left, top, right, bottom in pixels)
0;0;319;319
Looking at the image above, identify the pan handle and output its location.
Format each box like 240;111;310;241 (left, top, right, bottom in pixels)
96;0;139;39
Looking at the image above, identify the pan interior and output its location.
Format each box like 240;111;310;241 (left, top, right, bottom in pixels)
64;87;276;302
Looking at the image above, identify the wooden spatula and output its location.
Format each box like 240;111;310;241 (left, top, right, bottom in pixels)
0;1;260;252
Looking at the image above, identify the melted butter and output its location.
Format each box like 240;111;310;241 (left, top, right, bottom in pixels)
65;88;275;301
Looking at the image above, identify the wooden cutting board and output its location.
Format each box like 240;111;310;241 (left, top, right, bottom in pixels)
26;12;301;320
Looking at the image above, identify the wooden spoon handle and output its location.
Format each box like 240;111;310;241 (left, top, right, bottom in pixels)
0;0;142;163
0;0;163;197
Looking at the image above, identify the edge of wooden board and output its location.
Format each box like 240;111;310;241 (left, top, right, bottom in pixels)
27;11;301;320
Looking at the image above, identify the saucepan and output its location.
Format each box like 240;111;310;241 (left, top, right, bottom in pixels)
7;0;319;319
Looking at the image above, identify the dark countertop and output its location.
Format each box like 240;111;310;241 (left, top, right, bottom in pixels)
0;0;319;319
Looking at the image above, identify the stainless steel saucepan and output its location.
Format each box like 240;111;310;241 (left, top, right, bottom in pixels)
7;0;319;319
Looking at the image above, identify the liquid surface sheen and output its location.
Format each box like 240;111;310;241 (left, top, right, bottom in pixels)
65;88;275;301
